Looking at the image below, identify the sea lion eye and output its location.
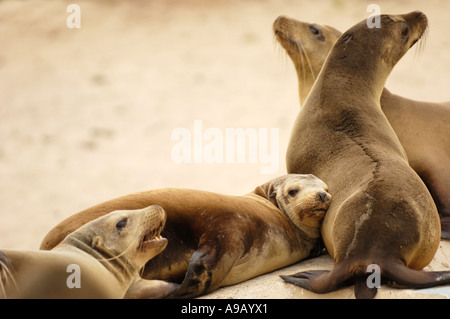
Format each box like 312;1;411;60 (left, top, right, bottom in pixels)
309;25;319;35
116;218;128;230
288;189;299;197
401;25;409;40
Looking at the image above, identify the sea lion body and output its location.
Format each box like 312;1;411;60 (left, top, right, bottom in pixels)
1;248;121;299
274;15;450;238
40;174;331;298
1;206;169;298
281;12;450;298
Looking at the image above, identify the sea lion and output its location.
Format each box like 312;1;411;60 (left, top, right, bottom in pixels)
40;174;331;298
281;11;450;298
273;15;450;238
0;205;172;299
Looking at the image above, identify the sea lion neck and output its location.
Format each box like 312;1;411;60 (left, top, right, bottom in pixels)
313;47;387;108
61;235;135;285
298;73;316;107
304;68;383;114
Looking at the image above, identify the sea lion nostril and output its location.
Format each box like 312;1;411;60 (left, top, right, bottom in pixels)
317;192;328;203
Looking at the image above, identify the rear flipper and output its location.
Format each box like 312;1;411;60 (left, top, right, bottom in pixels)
280;269;379;299
281;262;450;299
384;262;450;289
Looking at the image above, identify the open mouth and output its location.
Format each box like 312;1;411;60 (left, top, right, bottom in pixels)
139;220;166;250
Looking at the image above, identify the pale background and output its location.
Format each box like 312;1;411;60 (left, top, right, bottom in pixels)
0;0;448;298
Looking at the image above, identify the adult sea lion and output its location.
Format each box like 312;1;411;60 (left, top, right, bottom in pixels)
40;174;331;298
281;11;450;298
273;15;450;238
0;206;170;298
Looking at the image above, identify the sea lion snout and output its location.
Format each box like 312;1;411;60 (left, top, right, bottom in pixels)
317;191;331;204
404;10;427;25
273;16;291;33
403;11;427;43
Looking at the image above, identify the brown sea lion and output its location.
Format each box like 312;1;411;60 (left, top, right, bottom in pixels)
0;206;170;299
39;174;331;298
281;11;450;298
273;15;450;238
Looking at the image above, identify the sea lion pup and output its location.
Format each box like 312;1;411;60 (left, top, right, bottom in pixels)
39;174;331;298
281;11;450;299
273;15;450;238
0;206;169;299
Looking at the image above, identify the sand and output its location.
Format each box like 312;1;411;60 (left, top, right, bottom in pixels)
0;0;448;299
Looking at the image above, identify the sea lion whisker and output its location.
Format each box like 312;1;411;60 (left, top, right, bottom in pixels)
0;264;7;299
299;43;316;81
301;54;308;89
0;256;17;299
417;25;428;56
97;237;139;263
297;47;309;103
274;35;290;72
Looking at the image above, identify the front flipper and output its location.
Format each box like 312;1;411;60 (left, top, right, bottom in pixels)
125;277;178;299
166;240;239;299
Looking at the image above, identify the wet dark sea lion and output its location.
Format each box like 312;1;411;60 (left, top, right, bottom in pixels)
40;174;331;298
282;11;450;298
273;15;450;238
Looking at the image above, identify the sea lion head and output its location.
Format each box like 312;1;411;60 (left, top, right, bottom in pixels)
64;205;168;270
265;174;331;230
273;15;341;78
273;16;340;105
328;11;427;91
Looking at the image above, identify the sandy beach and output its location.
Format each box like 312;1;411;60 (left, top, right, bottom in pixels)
0;0;448;298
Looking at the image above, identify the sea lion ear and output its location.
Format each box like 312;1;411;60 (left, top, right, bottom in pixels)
337;32;353;48
268;188;279;208
91;236;103;249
